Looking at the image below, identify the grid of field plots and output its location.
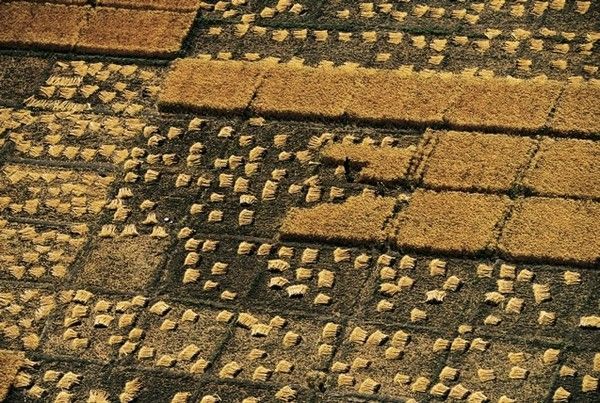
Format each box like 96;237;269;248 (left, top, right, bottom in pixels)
0;0;598;402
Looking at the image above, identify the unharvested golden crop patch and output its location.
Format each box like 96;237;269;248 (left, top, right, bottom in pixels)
0;350;24;400
392;190;510;255
280;194;396;245
252;65;361;120
159;59;265;113
523;138;600;199
0;2;86;51
80;236;169;293
97;0;200;12
498;197;600;266
346;69;464;126
422;130;536;193
76;7;196;57
444;77;563;132
321;142;416;184
550;82;600;135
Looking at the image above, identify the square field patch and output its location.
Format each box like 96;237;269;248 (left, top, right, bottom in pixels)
393;190;510;256
498;197;600;266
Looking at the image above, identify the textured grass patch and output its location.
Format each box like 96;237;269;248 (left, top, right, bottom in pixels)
523;138;600;199
393;190;510;255
280;194;397;245
347;69;466;126
550;82;600;135
0;2;86;51
97;0;200;11
0;350;24;400
76;7;195;57
422;131;536;193
321;142;416;184
499;197;600;266
159;59;266;113
444;77;563;133
252;65;360;120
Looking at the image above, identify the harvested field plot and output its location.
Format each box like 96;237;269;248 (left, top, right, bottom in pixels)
79;236;169;293
550;81;600;135
0;220;87;282
523;138;600;199
0;0;598;401
159;59;266;114
76;8;196;57
499;197;600;266
444;77;563;133
421;130;537;193
280;194;397;246
392;190;510;255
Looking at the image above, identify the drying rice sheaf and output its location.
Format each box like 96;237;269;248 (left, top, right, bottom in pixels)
0;2;598;402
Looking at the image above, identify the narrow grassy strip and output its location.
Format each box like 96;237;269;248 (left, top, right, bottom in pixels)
279;194;397;245
392;189;511;255
421;130;537;193
550;82;600;136
498;197;600;266
321;142;416;184
522;138;600;199
97;0;200;12
76;7;196;57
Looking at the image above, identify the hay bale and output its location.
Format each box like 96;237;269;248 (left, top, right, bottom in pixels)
321;142;416;184
159;59;266;113
422;130;536;192
523;138;600;199
550;82;600;135
499;197;600;266
280;194;397;245
393;189;510;255
76;7;196;57
444;77;563;133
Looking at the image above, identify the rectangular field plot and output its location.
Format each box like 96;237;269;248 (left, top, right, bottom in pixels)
0;164;114;222
215;312;342;388
0;219;87;283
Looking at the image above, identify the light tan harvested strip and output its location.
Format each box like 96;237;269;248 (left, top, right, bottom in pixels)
347;69;466;126
0;2;86;51
444;76;564;133
523;138;600;199
321;142;416;184
97;0;200;12
498;197;600;266
252;64;361;120
392;189;510;255
280;194;396;245
421;130;536;193
75;7;196;57
0;350;25;401
160;60;585;135
159;59;267;114
550;81;600;135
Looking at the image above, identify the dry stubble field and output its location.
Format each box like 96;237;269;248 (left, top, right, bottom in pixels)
0;0;598;402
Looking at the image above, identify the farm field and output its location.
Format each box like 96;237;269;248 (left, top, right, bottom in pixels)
0;1;598;402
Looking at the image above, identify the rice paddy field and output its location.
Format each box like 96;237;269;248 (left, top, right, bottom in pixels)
0;0;598;402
